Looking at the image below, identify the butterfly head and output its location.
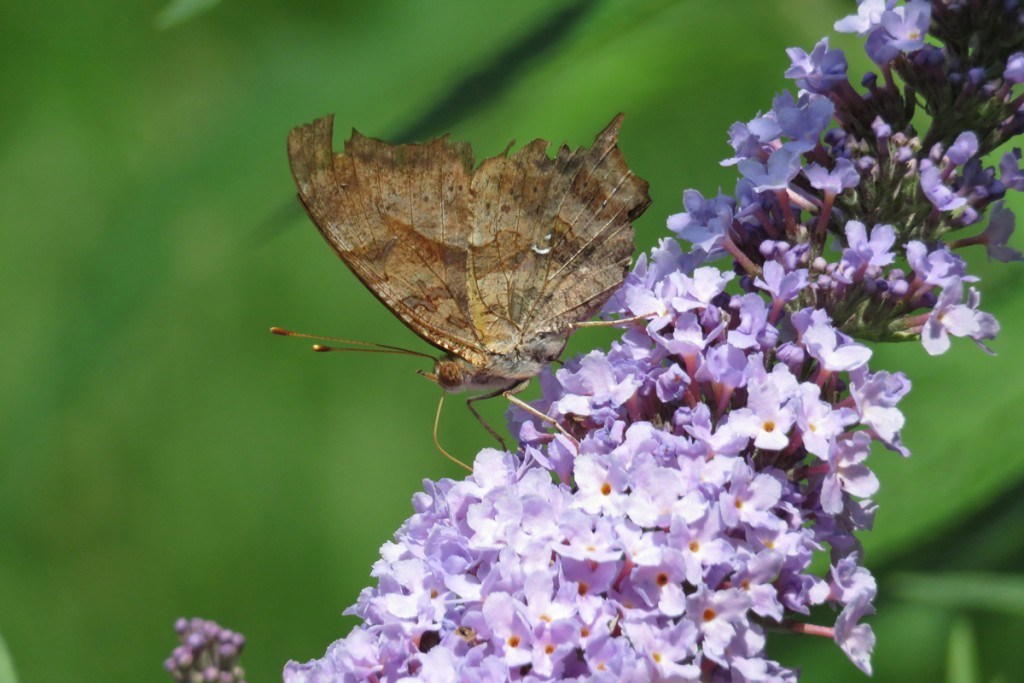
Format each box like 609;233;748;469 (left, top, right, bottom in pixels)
420;355;490;393
428;356;469;391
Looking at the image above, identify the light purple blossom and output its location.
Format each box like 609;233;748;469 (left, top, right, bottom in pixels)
978;203;1024;263
728;365;797;450
905;241;973;288
1000;150;1024;191
731;550;785;621
872;116;892;140
864;0;932;64
621;620;699;680
835;592;877;675
669;267;734;311
834;0;895;35
666;189;735;257
718;461;784;529
946;131;979;166
738;144;805;192
684;587;753;665
747;110;782;146
844;221;896;269
801;318;873;372
772;91;836;143
785;37;849;94
550;351;641;417
804;158;860;194
795;384;858;459
722;122;765;166
821;432;879;515
920;163;968;211
921;279;1000;355
697;342;749;390
1004;52;1024;83
849;367;910;456
727;293;774;350
830;556;878;675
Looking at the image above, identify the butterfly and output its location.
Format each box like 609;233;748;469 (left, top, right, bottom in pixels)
282;114;650;463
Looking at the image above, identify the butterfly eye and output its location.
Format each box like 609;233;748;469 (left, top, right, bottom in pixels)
434;358;465;389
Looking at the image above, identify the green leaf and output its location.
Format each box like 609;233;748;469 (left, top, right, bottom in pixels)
892;572;1024;616
946;618;981;683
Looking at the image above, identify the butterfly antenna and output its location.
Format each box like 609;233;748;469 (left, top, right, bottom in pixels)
270;326;435;359
433;393;472;472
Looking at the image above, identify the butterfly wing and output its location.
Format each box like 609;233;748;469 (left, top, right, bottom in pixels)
466;115;651;356
288;115;490;365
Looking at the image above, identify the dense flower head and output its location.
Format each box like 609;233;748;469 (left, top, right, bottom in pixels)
284;233;896;681
282;1;1021;681
680;0;1023;349
166;617;247;683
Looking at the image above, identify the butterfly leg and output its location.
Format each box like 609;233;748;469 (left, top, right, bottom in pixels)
571;311;658;329
502;382;580;449
466;386;516;451
432;393;472;472
467;381;581;452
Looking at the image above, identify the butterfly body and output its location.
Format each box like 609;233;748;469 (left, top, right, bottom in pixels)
429;333;567;394
287;114;650;408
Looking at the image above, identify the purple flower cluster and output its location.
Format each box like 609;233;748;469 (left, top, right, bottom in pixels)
280;1;1023;681
282;240;898;680
680;0;1023;352
166;617;247;683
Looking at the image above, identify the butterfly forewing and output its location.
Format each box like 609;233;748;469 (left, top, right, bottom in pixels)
288;116;489;365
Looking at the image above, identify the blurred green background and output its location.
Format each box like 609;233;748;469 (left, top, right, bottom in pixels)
2;0;1023;681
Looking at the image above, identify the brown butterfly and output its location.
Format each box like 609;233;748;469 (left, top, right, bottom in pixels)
281;114;650;463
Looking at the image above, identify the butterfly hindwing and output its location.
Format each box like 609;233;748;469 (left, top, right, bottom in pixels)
467;115;651;354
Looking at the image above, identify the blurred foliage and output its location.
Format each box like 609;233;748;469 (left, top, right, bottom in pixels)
155;0;226;30
0;630;18;683
945;618;981;683
1;0;1022;681
892;572;1024;616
